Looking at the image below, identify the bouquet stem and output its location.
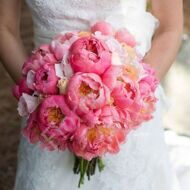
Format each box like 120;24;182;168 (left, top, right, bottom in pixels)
73;156;105;188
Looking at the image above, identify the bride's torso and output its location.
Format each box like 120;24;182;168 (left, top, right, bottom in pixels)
26;0;158;56
26;0;147;31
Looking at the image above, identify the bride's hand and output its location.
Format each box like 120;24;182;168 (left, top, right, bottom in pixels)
143;0;183;80
0;0;27;83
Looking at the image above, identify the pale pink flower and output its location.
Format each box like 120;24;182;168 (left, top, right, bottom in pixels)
26;70;35;90
69;36;111;75
34;64;59;94
91;21;114;35
115;28;136;47
17;93;39;117
66;72;110;115
51;32;78;60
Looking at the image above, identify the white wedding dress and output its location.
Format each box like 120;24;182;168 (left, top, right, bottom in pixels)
14;0;180;189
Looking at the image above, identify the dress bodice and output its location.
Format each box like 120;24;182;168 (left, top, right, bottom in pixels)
26;0;158;56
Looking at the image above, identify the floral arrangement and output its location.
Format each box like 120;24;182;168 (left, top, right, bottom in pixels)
13;21;159;187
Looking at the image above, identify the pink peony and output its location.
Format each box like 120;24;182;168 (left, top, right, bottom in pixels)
136;63;159;122
12;78;33;99
37;95;79;150
22;44;57;75
23;111;41;144
66;72;110;115
102;65;141;112
70;123;126;161
34;64;59;94
111;82;140;111
69;36;111;75
91;21;114;35
141;63;159;93
115;28;136;47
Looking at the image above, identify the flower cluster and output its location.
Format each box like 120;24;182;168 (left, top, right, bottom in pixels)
13;21;159;186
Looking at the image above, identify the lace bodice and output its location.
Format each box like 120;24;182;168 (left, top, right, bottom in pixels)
26;0;158;56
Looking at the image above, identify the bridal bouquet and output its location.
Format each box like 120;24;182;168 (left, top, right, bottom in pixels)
13;21;159;187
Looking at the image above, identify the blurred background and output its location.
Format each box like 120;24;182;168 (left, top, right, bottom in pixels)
0;1;190;190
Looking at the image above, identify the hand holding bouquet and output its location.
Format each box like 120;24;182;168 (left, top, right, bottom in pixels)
13;21;159;187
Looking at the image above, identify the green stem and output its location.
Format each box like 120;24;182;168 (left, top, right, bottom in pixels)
97;157;105;172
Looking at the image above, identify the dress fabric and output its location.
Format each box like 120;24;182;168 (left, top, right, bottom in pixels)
14;0;180;189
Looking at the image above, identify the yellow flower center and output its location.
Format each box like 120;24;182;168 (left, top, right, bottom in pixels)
78;31;92;37
87;125;112;142
79;82;94;96
47;107;65;125
123;65;138;81
87;128;98;142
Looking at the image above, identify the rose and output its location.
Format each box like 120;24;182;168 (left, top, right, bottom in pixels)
34;64;59;94
69;36;111;75
66;72;110;115
91;21;114;36
22;44;57;75
37;95;79;150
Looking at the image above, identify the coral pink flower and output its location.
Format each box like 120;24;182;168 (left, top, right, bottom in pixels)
23;111;41;144
136;64;159;122
22;44;57;75
37;95;79;150
69;36;111;75
115;28;136;47
70;123;126;161
111;82;140;111
91;21;114;35
34;64;59;94
141;63;159;93
66;72;110;114
102;65;141;111
12;78;33;99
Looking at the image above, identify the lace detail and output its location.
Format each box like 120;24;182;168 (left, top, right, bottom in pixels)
14;0;180;189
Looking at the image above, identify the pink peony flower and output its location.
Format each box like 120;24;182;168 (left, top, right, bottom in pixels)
102;65;141;111
69;36;111;75
22;44;57;75
37;95;79;150
91;21;114;35
23;111;41;144
17;93;39;117
70;123;126;161
141;63;159;93
12;78;33;99
136;63;159;122
34;64;59;94
66;72;110;115
81;105;128;129
115;28;136;48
